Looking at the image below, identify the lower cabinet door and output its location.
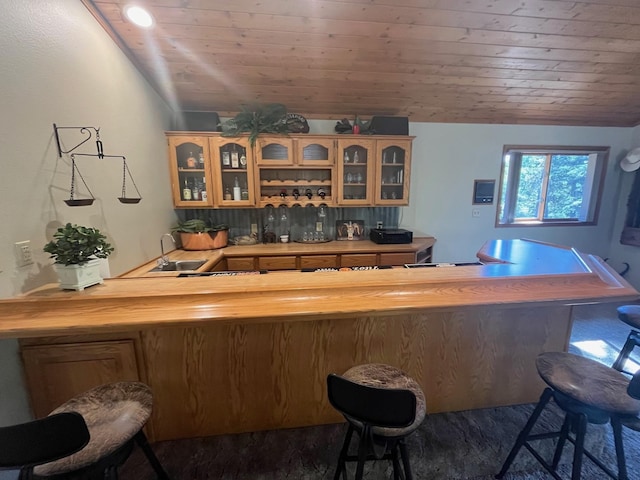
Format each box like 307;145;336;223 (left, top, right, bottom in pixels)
340;254;378;267
226;257;256;271
21;340;140;417
300;255;338;269
258;256;297;270
379;252;416;266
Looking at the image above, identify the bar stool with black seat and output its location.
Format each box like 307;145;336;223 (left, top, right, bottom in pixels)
612;305;640;374
0;381;170;480
496;352;640;480
327;363;426;480
0;412;90;479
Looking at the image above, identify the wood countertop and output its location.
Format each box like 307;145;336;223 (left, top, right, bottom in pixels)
0;239;636;339
120;238;436;278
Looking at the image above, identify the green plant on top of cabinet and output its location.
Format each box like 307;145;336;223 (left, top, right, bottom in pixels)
211;136;256;207
336;138;375;205
256;136;336;207
375;138;412;206
168;136;215;208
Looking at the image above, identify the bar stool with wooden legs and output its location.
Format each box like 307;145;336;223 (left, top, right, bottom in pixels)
496;352;640;480
612;305;640;374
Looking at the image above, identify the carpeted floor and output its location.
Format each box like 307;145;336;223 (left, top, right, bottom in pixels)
117;302;640;480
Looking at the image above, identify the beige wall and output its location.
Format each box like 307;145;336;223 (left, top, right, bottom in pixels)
0;1;175;423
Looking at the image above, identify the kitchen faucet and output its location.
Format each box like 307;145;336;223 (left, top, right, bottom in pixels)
160;233;176;266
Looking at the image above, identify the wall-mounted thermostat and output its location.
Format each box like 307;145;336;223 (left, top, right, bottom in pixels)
473;179;495;204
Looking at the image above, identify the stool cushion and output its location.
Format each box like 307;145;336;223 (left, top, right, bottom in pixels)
34;382;152;476
342;363;426;437
537;352;640;416
617;305;640;329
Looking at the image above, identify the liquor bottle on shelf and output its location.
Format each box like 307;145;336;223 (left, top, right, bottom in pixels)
233;176;241;201
222;151;231;168
182;179;192;201
240;151;247;169
231;151;239;169
353;151;359;163
241;181;249;201
343;151;349;163
186;152;197;169
198;152;205;168
191;180;200;200
201;177;208;202
224;186;232;201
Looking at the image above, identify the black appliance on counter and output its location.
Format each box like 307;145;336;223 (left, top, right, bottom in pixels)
369;228;413;244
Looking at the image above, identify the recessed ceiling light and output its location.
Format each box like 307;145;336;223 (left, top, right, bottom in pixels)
124;5;154;28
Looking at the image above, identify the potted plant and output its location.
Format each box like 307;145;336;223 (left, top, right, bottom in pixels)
221;103;289;147
43;223;114;291
172;219;229;250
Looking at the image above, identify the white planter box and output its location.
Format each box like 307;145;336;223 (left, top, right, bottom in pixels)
55;259;104;291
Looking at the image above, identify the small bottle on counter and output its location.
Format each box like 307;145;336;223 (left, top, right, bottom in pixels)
233;176;242;201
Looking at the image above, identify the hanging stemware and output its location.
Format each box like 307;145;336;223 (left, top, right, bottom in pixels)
65;154;95;207
118;157;142;204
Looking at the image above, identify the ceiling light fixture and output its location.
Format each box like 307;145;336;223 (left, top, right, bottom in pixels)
123;5;154;28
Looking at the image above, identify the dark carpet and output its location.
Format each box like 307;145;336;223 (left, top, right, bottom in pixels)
118;303;640;479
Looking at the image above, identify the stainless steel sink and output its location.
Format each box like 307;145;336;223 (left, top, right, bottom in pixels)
150;260;207;272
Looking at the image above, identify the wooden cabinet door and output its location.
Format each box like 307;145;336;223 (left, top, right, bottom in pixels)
167;136;215;208
21;340;140;418
211;137;256;207
337;138;375;205
256;137;293;166
379;252;416;266
375;138;412;206
296;137;335;166
258;256;297;270
341;254;378;267
300;255;338;269
226;257;256;271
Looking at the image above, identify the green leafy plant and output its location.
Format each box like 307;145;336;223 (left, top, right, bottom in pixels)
44;223;113;266
172;219;228;233
221;103;289;147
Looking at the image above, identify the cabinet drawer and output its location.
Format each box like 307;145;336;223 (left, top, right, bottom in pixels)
226;257;256;271
258;256;297;270
341;254;378;267
379;253;415;266
300;255;338;269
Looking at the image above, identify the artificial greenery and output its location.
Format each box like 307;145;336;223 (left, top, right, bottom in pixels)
221;103;289;147
44;223;113;266
172;219;228;233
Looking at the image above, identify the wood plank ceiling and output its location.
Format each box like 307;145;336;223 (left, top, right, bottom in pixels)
83;0;640;127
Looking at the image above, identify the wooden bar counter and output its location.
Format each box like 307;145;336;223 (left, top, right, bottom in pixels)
0;239;636;441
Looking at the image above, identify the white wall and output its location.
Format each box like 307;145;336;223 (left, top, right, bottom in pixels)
607;125;640;288
402;123;633;264
0;1;175;424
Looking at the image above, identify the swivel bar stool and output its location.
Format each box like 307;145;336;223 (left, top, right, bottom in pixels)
327;363;426;480
496;352;640;480
36;382;168;479
612;305;640;374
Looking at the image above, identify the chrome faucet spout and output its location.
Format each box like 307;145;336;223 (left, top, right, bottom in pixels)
160;233;176;266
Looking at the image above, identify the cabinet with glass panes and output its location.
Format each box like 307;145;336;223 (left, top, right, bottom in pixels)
256;136;335;207
210;136;256;207
167;136;214;207
375;138;412;206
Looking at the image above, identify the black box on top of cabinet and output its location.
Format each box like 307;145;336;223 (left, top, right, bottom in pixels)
173;111;221;132
369;116;409;135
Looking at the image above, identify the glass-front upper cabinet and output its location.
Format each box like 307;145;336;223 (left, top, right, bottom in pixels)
255;137;293;166
337;138;375;205
210;136;256;207
167;136;214;208
374;139;412;205
296;137;335;166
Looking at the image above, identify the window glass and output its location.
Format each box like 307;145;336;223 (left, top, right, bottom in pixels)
497;146;608;227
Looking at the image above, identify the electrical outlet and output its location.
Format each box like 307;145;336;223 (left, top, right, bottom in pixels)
472;209;481;218
250;223;258;235
14;240;34;267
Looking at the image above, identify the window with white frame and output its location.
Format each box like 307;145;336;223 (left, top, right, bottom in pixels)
497;146;608;226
